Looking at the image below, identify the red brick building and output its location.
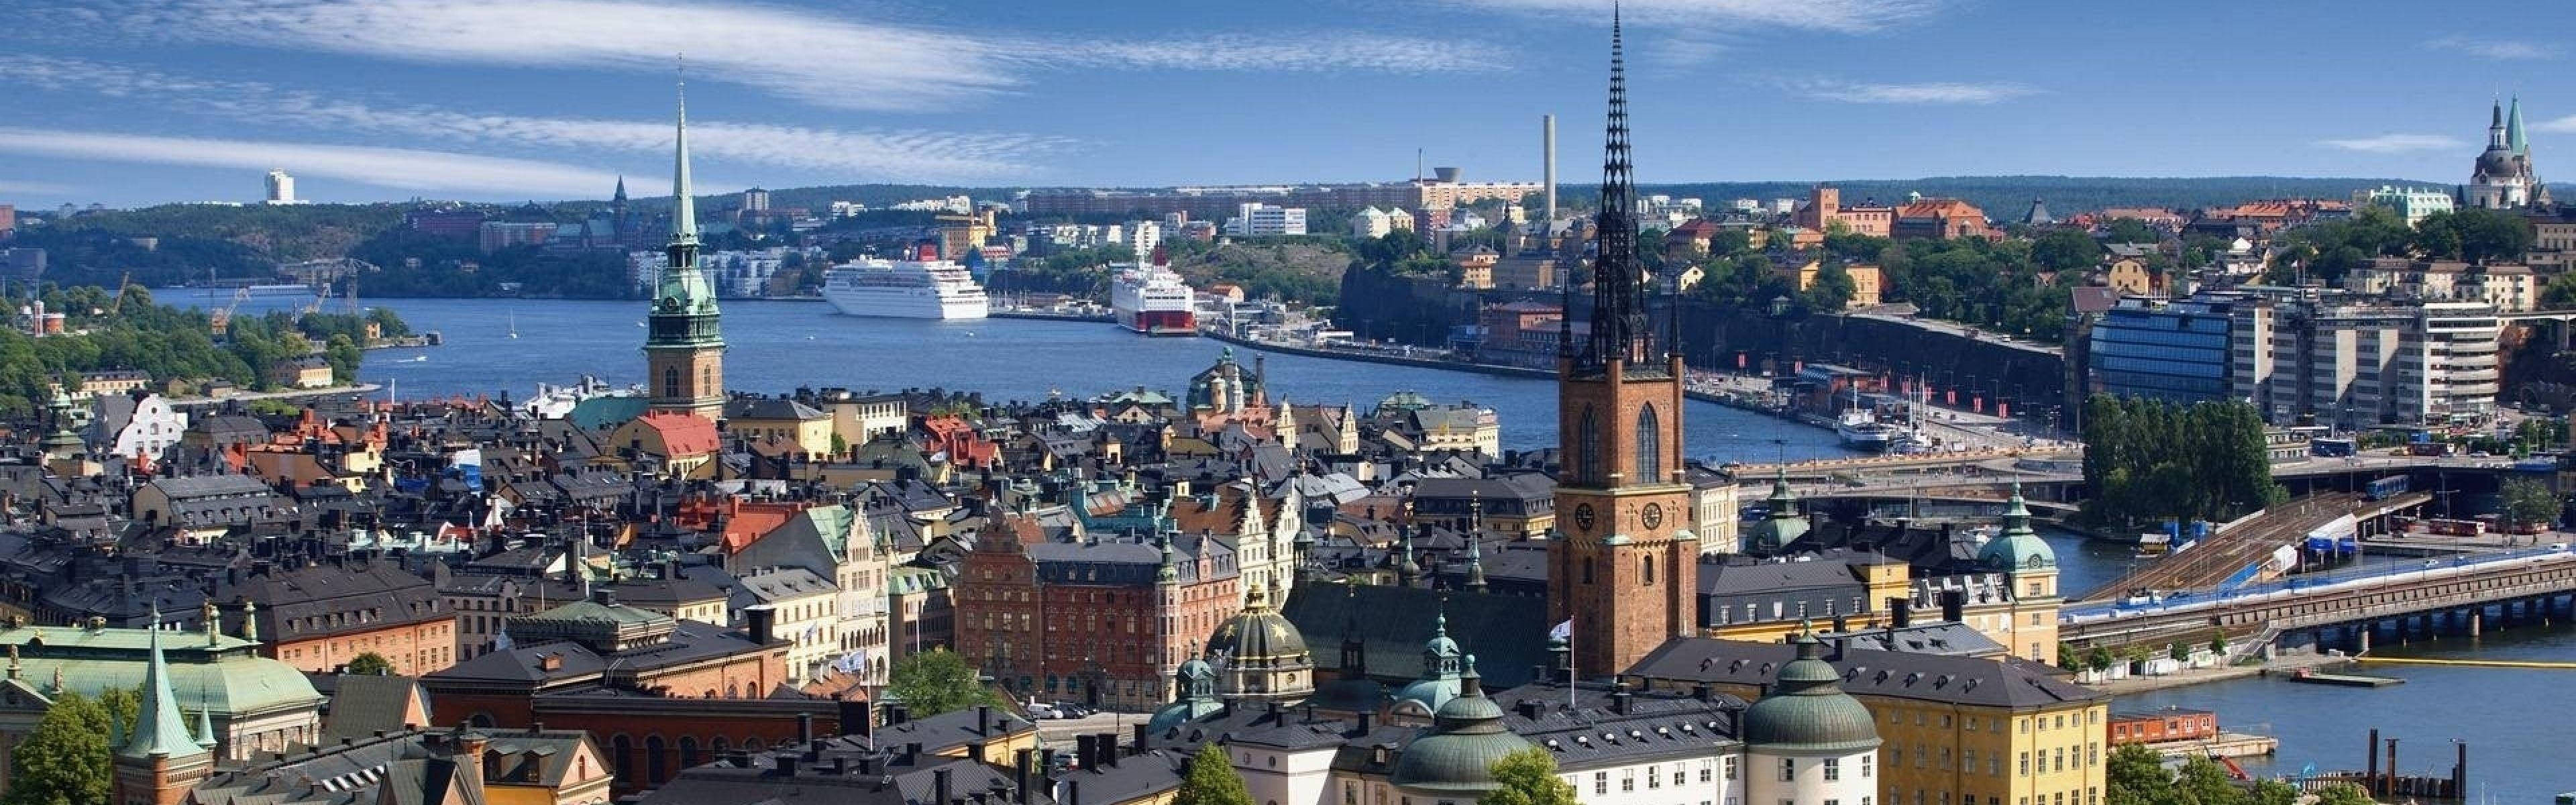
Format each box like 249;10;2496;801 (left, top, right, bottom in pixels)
957;514;1240;711
217;558;457;677
1894;197;1996;240
421;591;853;796
2109;707;2218;745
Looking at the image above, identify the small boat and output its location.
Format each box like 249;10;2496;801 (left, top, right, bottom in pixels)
507;311;519;339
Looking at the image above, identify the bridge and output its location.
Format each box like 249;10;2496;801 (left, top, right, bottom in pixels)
2060;545;2576;651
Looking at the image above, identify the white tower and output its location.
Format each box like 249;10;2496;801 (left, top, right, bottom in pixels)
1745;634;1882;805
264;169;300;205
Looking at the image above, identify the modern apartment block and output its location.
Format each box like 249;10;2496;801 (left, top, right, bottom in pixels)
2226;292;2498;427
2086;296;2241;405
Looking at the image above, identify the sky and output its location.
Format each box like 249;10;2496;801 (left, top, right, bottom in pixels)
1;0;2570;207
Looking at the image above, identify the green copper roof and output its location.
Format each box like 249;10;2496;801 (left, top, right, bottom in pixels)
650;76;721;329
120;612;211;761
0;624;320;718
1391;659;1529;794
1742;635;1880;753
1978;482;2055;571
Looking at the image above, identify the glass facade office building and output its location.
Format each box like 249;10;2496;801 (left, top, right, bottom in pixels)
2088;299;2237;404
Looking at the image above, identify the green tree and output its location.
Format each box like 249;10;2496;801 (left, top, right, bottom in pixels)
2102;218;2160;246
324;334;364;384
1481;747;1580;805
885;647;1003;716
2498;478;2561;530
2105;744;2172;805
2173;757;2243;805
2411;207;2534;264
1175;741;1256;805
5;692;113;805
2312;783;2375;805
2032;228;2104;272
345;652;396;676
2249;780;2300;805
1804;262;1858;310
2168;642;2188;661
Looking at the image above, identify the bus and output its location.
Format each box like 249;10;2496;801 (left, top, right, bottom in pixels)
2311;438;2357;458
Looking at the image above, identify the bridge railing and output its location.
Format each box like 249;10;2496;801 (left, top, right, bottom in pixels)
2063;544;2576;622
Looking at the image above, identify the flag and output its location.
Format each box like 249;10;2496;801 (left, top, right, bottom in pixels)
1548;619;1572;641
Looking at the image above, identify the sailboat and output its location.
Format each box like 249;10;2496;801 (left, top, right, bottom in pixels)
507;311;519;339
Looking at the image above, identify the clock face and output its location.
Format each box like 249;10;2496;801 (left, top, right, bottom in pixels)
1571;503;1597;531
1641;502;1664;530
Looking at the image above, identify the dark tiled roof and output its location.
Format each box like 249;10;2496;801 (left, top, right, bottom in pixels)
1629;637;2104;709
1281;584;1547;690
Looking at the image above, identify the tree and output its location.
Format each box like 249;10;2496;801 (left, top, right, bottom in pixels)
2250;780;2300;805
1804;262;1857;310
2174;757;2242;805
345;652;396;676
885;647;1002;716
2312;783;2375;805
2104;744;2171;805
2208;631;2227;655
5;692;113;805
2033;228;2104;273
1175;742;1256;805
2499;478;2561;530
2412;207;2534;264
1481;747;1580;805
2168;642;2188;661
2102;218;2160;246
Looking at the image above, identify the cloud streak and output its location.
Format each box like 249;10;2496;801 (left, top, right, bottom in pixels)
0;128;619;195
0;56;1067;180
1445;0;1939;34
1787;79;2038;105
2536;114;2576;133
2317;133;2467;154
76;0;1497;111
2425;36;2557;60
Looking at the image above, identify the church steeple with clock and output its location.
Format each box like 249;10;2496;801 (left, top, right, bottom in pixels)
1548;7;1699;680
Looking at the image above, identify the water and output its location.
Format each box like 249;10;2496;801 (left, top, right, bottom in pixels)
2120;625;2576;804
207;296;1853;461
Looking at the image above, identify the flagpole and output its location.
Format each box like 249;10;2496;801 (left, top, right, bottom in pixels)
1567;611;1577;711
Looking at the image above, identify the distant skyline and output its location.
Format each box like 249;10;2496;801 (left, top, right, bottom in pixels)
0;0;2568;207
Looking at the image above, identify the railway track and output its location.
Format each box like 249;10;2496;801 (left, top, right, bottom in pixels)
2082;493;2359;601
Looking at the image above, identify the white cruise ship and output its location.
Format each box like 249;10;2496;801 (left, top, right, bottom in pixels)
1110;262;1197;335
822;258;989;320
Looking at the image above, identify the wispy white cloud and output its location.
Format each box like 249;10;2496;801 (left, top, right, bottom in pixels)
2425;36;2557;60
70;0;1497;111
1786;78;2038;105
0;56;1066;180
0;128;619;196
2318;133;2467;154
1444;0;1939;34
2536;114;2576;133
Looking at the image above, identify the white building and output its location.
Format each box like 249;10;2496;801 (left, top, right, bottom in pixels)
1124;220;1165;260
733;566;842;684
263;170;302;205
1227;203;1308;237
2466;98;2547;210
2231;293;2501;427
90;392;187;461
2351;185;2454;226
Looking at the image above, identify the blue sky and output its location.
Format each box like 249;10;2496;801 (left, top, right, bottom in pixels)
0;0;2568;207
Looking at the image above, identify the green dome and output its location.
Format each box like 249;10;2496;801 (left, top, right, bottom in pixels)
1746;470;1810;551
1207;588;1308;662
1978;484;2055;571
1743;635;1880;753
1391;659;1530;794
1147;695;1224;734
1148;656;1222;734
1393;610;1464;712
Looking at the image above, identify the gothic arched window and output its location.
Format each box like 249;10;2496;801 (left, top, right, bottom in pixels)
663;367;680;399
1635;404;1662;483
1578;407;1602;485
1642;555;1656;586
1581;557;1595;585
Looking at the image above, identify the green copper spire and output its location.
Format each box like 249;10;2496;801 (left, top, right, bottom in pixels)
670;70;698;246
119;606;209;762
648;72;720;346
2509;96;2529;156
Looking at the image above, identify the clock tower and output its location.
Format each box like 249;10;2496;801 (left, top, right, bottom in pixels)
645;78;726;419
1548;9;1698;680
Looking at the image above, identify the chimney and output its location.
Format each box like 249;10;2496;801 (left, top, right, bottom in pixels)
977;704;992;736
1069;780;1083;805
1692;684;1713;703
1939;590;1965;623
934;767;953;805
1014;749;1034;804
1075;735;1094;770
1541;115;1557;227
841;700;872;737
906;742;923;765
775;756;799;777
798;712;816;744
1097;733;1119;766
454;727;490;785
1610;682;1633;715
969;741;986;763
747;606;777;645
1888;597;1912;629
1132;722;1148;751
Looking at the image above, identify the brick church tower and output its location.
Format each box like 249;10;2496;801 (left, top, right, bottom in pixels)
644;79;727;419
1548;9;1698;680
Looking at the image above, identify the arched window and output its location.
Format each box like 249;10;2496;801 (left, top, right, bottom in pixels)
1642;555;1656;586
679;737;700;769
1580;557;1595;585
610;735;633;782
1635;405;1661;483
711;737;729;755
742;737;763;752
1578;407;1602;484
701;366;713;394
645;736;668;783
662;367;680;398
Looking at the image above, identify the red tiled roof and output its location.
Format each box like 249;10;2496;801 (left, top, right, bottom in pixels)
636;412;721;456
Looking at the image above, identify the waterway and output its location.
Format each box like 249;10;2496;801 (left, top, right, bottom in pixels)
203;296;1852;461
205;294;2576;794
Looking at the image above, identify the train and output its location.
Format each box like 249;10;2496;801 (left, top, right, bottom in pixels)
2063;545;2576;626
2364;474;2410;500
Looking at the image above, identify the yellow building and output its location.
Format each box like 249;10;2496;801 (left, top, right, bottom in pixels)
1635;637;2108;805
726;396;835;458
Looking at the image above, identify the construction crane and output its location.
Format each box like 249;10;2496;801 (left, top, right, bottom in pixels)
210;285;250;338
297;283;327;319
105;272;133;317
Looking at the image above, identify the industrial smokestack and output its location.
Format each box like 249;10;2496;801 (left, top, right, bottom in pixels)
1542;115;1558;226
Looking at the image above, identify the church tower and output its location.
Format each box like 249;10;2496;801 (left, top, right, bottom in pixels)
644;79;726;418
113;606;213;805
1548;8;1698;680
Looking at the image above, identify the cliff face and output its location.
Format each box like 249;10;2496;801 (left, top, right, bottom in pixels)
1332;265;1464;345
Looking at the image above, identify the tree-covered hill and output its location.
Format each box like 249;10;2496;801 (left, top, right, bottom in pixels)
1584;176;2453;217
